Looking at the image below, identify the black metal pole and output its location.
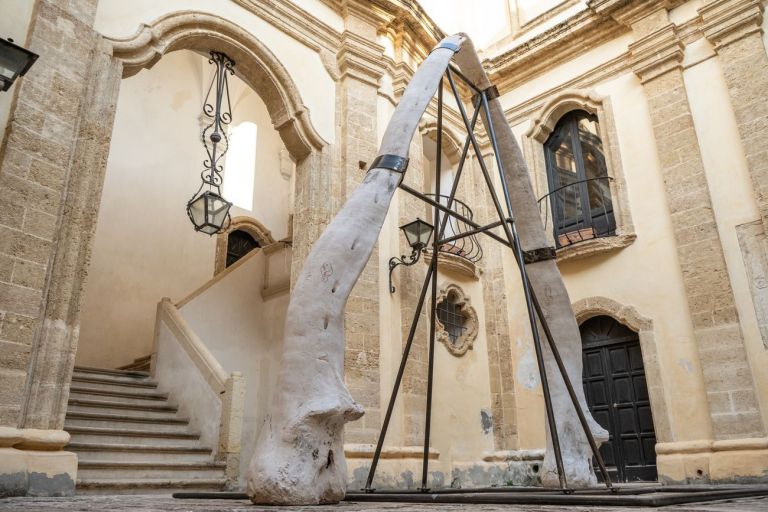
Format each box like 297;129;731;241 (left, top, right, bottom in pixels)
364;262;435;491
529;290;615;491
420;78;442;491
438;219;505;245
399;184;514;250
475;85;570;490
452;73;567;491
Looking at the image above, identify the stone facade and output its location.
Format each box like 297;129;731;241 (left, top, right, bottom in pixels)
1;0;768;497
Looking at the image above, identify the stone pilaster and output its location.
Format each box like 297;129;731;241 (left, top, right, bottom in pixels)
628;15;763;439
701;0;768;232
0;0;102;429
336;4;386;444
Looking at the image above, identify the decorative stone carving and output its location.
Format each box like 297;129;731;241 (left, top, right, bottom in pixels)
435;284;478;357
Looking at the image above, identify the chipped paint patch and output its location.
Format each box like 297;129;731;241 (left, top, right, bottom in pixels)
480;409;493;434
517;343;539;390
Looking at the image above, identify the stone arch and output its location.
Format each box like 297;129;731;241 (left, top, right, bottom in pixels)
215;216;276;275
419;118;464;166
572;296;672;442
526;89;604;144
108;10;327;160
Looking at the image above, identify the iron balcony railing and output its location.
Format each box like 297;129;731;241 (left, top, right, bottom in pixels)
425;194;483;263
537;176;616;248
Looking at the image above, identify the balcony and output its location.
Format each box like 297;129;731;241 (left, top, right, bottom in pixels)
423;194;483;278
538;176;618;250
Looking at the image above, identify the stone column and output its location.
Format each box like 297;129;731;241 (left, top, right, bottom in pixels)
0;0;107;496
336;3;386;444
701;0;768;232
626;9;763;439
0;0;101;428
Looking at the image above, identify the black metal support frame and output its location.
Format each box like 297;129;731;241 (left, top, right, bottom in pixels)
364;60;615;496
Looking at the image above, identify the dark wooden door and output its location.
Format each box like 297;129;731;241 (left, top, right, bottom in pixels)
581;316;657;482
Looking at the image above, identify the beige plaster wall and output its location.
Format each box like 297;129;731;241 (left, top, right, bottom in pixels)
0;0;36;142
77;50;289;368
179;248;289;486
92;0;337;143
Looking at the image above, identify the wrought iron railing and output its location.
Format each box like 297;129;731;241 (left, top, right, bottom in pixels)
425;194;483;263
537;176;616;248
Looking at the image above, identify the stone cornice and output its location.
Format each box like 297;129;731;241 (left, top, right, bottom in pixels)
485;7;629;94
337;30;387;86
700;0;765;50
232;0;341;52
628;23;684;82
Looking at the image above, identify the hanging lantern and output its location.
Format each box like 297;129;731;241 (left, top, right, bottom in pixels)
0;38;38;92
186;51;235;235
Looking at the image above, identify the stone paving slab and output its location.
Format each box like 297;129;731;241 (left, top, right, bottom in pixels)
1;496;768;512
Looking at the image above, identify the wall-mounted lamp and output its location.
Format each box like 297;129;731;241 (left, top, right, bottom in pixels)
187;51;235;235
389;218;434;293
0;38;38;92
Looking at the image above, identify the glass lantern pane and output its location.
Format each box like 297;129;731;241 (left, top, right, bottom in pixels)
0;44;29;80
200;224;220;235
188;195;207;227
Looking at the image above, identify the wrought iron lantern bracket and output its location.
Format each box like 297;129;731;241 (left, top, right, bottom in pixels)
388;247;423;293
186;51;236;235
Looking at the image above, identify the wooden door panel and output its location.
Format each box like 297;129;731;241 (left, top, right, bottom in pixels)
581;316;658;483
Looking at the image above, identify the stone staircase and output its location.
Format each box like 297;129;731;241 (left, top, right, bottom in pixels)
64;365;227;494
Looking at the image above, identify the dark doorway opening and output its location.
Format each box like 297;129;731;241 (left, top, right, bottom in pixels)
581;315;658;482
226;229;260;268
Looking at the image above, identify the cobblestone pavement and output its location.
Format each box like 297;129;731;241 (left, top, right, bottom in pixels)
1;496;768;512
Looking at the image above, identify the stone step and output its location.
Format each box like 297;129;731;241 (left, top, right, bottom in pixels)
77;461;226;480
67;398;178;418
65;411;189;431
69;387;170;405
66;426;200;446
68;442;213;463
72;373;158;392
118;355;151;372
76;477;226;495
74;365;150;379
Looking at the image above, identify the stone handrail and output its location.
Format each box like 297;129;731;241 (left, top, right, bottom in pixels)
156;298;227;392
152;297;245;487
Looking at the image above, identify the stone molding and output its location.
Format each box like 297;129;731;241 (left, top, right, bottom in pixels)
526;89;606;144
572;296;672;442
0;427;70;451
628;24;685;83
422;250;480;280
344;443;440;460
700;0;765;50
337;30;387;87
482;449;545;462
214;216;275;276
419;119;464;166
107;11;328;159
555;233;637;263
434;283;478;357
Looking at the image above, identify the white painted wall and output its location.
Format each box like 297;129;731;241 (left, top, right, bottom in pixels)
179;248;290;486
78;50;289;368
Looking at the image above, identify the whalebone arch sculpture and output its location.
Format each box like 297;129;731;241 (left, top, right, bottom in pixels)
246;33;606;505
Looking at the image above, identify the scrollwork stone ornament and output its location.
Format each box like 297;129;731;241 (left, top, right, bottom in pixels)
435;284;478;357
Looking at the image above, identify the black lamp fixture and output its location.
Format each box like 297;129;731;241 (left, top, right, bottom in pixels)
0;38;38;92
388;218;434;293
187;51;236;235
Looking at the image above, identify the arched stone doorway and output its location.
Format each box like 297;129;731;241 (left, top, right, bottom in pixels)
580;315;658;482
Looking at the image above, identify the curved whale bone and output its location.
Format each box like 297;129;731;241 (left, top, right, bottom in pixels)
246;31;605;505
